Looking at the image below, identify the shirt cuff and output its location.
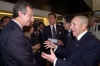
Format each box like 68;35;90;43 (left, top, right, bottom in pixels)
53;58;57;66
53;45;58;52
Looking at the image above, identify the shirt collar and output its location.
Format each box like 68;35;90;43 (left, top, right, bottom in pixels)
50;23;56;27
77;30;88;41
12;19;23;30
68;30;71;32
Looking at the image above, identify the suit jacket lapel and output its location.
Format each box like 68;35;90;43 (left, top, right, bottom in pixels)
48;25;52;38
69;32;89;53
56;25;58;34
75;32;89;49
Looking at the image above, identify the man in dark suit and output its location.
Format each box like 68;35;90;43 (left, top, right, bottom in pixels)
63;15;75;49
38;22;45;44
0;1;37;66
42;13;65;47
42;13;65;66
42;15;100;66
42;13;65;56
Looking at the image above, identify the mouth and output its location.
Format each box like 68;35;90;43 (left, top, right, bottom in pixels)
72;30;75;34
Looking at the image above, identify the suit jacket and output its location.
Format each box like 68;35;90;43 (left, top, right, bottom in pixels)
38;30;43;44
64;31;76;49
0;20;36;66
42;25;65;43
55;32;100;66
0;28;2;34
31;33;40;46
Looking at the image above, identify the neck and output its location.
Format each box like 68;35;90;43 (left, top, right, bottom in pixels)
13;17;23;28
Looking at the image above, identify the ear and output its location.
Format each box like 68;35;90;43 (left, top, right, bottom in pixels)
18;11;23;18
82;23;87;29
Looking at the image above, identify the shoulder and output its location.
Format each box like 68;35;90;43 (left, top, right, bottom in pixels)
43;25;50;30
83;32;100;46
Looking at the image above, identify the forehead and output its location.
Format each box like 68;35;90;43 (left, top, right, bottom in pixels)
26;6;33;14
71;17;80;23
3;18;10;20
48;15;55;18
3;18;10;22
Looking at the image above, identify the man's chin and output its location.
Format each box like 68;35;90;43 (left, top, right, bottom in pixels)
72;33;76;37
26;23;31;26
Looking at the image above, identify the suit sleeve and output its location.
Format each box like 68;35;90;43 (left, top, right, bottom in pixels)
55;40;100;66
55;46;69;57
7;30;36;66
42;27;47;43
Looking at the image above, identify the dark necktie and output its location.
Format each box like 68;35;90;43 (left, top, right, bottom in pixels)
74;39;78;45
70;39;78;53
52;26;57;39
66;31;70;38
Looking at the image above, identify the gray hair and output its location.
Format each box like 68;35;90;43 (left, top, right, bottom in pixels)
75;15;89;26
91;14;100;23
12;1;33;18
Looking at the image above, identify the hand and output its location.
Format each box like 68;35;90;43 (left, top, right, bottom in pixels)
32;44;41;50
33;49;38;53
44;40;57;49
41;48;57;63
35;44;41;49
57;40;63;45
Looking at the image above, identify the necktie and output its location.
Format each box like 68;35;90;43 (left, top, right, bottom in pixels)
74;39;78;45
70;39;78;53
66;31;70;38
52;26;57;39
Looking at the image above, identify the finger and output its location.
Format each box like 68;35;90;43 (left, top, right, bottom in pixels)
43;42;49;45
44;44;50;47
50;48;54;54
42;52;49;57
44;41;51;43
44;45;48;47
44;45;50;49
43;42;51;45
41;53;47;59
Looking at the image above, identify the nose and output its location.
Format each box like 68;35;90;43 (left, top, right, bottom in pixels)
31;16;34;22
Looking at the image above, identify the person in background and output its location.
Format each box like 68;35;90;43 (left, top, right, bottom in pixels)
23;26;41;66
89;14;100;36
38;22;45;50
42;15;100;66
0;16;11;34
33;20;39;36
63;15;75;49
38;22;45;36
0;1;37;66
42;12;65;50
23;26;41;53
